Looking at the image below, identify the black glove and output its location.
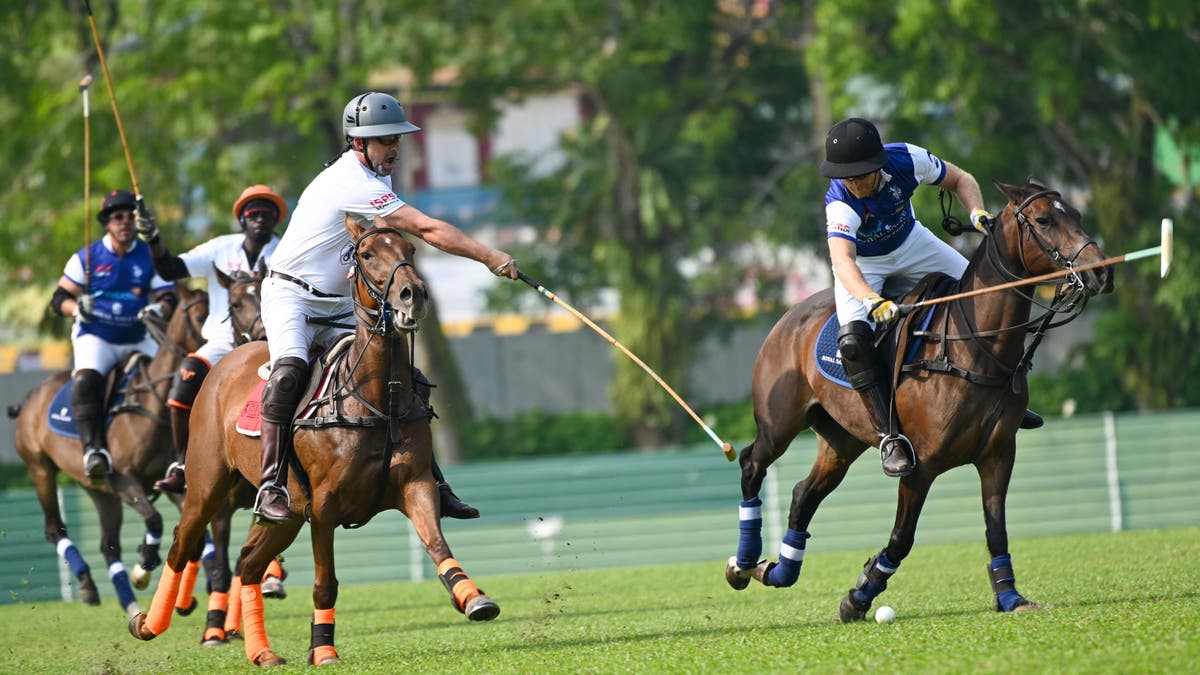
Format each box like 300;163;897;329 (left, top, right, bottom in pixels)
75;293;95;320
135;196;160;243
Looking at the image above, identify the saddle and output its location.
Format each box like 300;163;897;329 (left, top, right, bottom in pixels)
47;353;154;439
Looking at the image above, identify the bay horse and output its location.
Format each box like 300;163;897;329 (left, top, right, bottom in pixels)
8;286;208;615
130;217;499;666
725;179;1113;620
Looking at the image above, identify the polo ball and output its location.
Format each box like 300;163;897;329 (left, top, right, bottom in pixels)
874;605;896;624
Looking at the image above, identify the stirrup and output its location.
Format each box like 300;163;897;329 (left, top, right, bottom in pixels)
83;448;114;478
253;483;292;523
879;434;916;478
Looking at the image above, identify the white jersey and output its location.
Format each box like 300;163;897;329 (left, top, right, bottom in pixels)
178;233;280;344
268;151;407;297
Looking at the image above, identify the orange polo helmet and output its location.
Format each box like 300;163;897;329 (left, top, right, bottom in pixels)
231;184;288;223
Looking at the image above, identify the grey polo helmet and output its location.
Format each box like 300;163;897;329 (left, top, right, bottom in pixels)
342;92;420;139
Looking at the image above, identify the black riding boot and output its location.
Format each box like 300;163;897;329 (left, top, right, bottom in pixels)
1020;409;1044;429
154;406;190;494
837;321;915;478
431;459;480;520
71;369;111;480
253;357;308;525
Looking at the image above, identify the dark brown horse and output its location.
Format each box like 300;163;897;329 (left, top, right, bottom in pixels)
725;180;1112;619
9;287;208;615
130;217;499;666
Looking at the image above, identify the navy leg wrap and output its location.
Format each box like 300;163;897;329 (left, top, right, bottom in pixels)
735;497;763;570
108;561;136;611
57;538;90;577
990;553;1024;611
851;549;899;604
765;529;811;587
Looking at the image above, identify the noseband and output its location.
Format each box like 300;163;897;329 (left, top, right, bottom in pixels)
1010;188;1100;288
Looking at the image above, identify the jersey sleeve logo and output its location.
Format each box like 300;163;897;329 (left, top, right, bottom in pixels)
369;193;399;210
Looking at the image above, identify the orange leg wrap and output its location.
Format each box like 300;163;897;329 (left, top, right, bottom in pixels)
204;591;229;642
265;558;284;581
240;583;272;665
225;576;243;633
310;607;338;665
175;559;200;611
437;558;482;611
143;563;182;636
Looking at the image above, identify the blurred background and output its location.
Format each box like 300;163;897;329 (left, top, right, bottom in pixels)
0;3;1197;598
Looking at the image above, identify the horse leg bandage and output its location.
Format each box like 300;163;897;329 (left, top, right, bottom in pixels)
265;558;284;581
851;549;899;604
438;558;482;612
144;563;183;636
107;560;137;612
764;529;811;587
735;498;763;570
989;554;1025;611
175;559;200;612
205;591;229;643
240;583;273;665
309;608;338;665
224;576;243;634
56;538;90;578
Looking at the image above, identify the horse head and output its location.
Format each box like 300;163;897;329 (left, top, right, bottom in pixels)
344;215;428;336
215;263;266;345
993;179;1113;296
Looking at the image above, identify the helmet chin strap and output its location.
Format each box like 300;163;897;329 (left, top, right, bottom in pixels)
355;138;388;177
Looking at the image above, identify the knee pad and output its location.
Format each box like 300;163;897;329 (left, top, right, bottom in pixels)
168;356;211;409
836;320;875;362
261;356;309;423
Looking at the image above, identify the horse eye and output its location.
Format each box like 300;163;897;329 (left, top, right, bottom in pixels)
361;251;374;261
231;302;242;310
1035;215;1051;227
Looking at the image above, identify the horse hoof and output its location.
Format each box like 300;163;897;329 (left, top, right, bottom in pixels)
253;649;287;667
201;627;228;646
128;612;156;641
725;556;753;591
176;597;198;616
262;576;286;599
309;646;341;666
78;571;101;606
201;636;227;647
838;592;870;623
751;560;776;586
465;595;501;622
131;564;151;590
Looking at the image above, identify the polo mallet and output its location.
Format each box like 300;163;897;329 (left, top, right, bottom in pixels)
898;218;1175;315
83;0;141;196
518;272;737;461
81;74;93;289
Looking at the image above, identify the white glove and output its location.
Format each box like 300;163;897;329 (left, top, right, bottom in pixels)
970;208;994;234
74;293;95;320
139;302;166;320
135;196;160;243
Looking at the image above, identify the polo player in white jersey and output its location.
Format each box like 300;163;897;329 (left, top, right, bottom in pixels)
253;91;521;524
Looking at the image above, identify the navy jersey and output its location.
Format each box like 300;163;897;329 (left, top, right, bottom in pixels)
824;142;947;257
63;238;174;344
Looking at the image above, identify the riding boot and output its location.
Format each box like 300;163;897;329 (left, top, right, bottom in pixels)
154;406;190;494
837;321;915;478
71;369;111;480
431;459;480;520
1020;409;1044;429
253;356;308;525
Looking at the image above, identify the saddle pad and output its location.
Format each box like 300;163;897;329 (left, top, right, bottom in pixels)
46;364;139;439
235;379;268;437
814;309;938;389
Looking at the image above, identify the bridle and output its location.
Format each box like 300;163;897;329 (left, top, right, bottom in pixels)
349;227;422;338
143;295;208;359
224;274;266;345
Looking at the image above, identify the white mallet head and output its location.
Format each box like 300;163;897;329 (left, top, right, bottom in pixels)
1161;218;1173;278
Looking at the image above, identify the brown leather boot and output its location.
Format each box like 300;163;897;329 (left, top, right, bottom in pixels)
154;406;190;493
253;419;292;525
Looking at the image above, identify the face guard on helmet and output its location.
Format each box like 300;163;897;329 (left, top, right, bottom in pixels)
820;118;889;179
98;189;137;224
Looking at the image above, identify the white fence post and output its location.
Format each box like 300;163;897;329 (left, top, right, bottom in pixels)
56;485;72;602
1104;411;1123;533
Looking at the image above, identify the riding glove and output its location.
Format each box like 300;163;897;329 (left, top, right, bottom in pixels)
970;208;995;234
863;292;899;325
135;196;160;243
75;293;95;320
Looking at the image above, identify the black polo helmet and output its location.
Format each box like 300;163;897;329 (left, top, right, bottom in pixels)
98;189;137;224
820;118;889;179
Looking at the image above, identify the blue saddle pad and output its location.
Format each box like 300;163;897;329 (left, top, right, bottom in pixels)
46;367;138;439
814;310;938;389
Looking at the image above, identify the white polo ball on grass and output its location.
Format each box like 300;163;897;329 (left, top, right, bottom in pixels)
874;605;896;624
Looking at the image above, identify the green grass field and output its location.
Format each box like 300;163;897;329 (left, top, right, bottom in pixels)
3;527;1197;673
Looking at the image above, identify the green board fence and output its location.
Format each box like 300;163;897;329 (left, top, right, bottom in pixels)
2;409;1197;606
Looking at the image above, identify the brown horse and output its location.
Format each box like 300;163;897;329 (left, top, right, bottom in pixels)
725;179;1113;619
130;218;499;666
9;287;208;615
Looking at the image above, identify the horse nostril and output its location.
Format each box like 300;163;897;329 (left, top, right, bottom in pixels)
399;287;413;305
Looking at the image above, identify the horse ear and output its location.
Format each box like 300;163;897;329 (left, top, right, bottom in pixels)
344;214;366;240
1025;175;1047;190
993;180;1024;204
255;258;268;278
214;263;234;290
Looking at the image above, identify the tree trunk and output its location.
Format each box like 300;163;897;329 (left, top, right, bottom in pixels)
413;297;475;465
